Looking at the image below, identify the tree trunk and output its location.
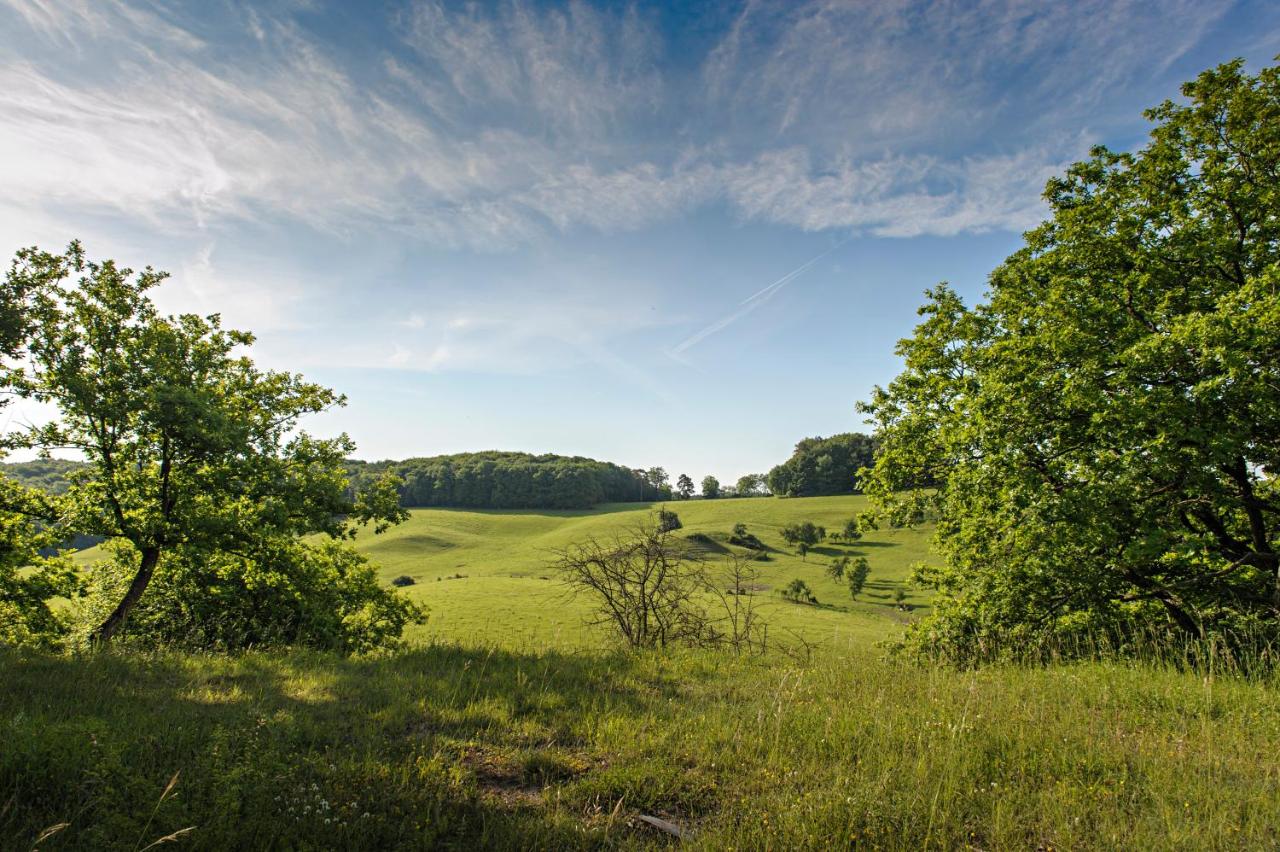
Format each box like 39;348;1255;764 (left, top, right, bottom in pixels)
91;546;160;644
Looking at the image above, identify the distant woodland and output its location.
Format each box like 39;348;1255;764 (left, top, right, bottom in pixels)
346;451;672;509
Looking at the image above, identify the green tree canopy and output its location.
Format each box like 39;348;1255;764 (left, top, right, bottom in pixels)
0;248;78;645
701;475;721;499
347;452;670;509
5;243;408;645
860;59;1280;661
767;433;876;497
676;473;695;500
735;474;767;497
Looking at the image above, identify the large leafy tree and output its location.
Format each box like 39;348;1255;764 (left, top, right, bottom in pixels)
861;60;1280;659
6;243;408;644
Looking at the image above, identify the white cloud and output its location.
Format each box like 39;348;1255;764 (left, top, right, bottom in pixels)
0;0;1244;255
155;244;306;333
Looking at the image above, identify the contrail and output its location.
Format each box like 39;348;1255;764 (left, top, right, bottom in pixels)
670;237;849;356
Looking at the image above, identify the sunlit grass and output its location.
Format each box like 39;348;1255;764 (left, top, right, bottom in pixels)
20;496;1278;848
360;495;935;648
3;644;1276;849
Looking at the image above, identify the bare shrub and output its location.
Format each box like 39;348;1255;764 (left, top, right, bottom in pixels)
555;515;769;652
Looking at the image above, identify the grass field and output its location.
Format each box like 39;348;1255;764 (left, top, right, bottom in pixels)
356;495;933;650
11;495;1280;849
4;643;1278;849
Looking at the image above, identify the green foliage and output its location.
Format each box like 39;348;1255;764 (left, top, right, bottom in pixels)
782;578;817;604
656;507;682;532
840;517;862;541
700;475;721;499
847;557;871;600
860;60;1280;662
826;555;851;580
728;522;765;550
734;473;767;497
767;433;877;497
348;451;671;510
675;473;695;500
780;521;825;551
0;244;80;647
75;539;424;654
3;242;406;645
0;482;79;648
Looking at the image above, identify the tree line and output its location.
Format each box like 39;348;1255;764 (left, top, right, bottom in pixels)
346;453;671;510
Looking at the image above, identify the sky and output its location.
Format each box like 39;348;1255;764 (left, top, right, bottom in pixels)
2;0;1279;484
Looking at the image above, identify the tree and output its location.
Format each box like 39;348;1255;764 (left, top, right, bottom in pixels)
6;243;408;645
840;518;862;542
735;474;767;497
676;473;695;500
826;555;851;580
701;475;721;499
767;433;877;497
728;522;765;551
645;467;670;493
860;60;1280;661
780;521;825;554
846;557;871;600
556;515;773;652
781;579;817;605
657;507;682;532
555;514;711;649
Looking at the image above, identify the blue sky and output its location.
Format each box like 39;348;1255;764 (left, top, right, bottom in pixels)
3;0;1278;484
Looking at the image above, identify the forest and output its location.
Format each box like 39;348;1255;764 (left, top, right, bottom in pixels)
345;452;671;509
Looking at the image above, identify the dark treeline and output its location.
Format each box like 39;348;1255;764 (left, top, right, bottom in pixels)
1;459;84;495
347;451;672;510
4;455;671;512
1;461;100;553
767;433;877;497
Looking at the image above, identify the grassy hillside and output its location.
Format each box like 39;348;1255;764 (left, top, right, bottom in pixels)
24;496;1279;849
338;495;928;650
69;494;932;651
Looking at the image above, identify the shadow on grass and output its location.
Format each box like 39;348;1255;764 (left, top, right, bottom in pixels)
809;539;901;559
402;501;663;520
0;643;703;849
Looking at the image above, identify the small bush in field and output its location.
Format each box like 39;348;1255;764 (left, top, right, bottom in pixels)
782;579;817;605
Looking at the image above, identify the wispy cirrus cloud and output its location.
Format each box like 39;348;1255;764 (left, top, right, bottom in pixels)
2;0;1241;255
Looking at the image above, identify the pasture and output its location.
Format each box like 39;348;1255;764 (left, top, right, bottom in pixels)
355;495;932;650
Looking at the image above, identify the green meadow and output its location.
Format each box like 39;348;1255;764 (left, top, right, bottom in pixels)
356;495;931;650
8;495;1280;849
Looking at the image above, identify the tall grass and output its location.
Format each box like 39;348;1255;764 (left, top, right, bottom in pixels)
3;642;1277;849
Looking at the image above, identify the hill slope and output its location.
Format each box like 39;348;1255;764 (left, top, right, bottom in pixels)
356;494;931;650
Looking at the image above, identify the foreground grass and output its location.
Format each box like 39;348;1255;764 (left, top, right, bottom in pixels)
3;644;1277;850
